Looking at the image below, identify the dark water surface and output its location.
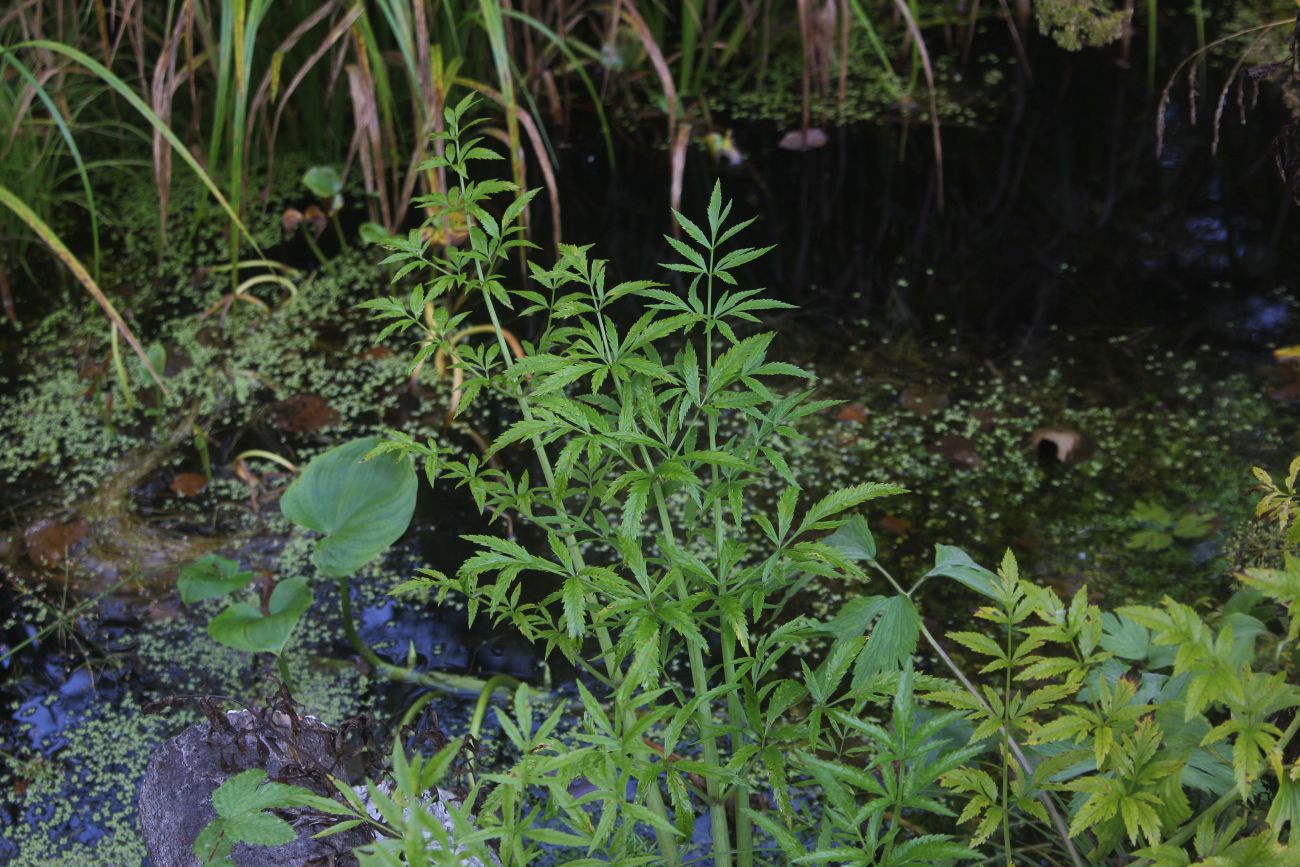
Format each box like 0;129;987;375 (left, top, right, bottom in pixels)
555;37;1298;355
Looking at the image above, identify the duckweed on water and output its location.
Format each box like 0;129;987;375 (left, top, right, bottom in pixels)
715;51;994;128
0;690;172;865
777;340;1286;606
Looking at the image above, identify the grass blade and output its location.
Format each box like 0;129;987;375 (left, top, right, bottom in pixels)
502;5;615;166
0;182;167;392
890;0;943;211
0;48;101;281
13;39;264;256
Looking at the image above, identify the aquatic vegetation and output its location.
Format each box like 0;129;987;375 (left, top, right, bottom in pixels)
0;688;175;865
0;128;1289;861
0;0;1245;302
162;112;1300;867
1034;0;1130;52
3;3;1300;864
0;96;1290;859
752;339;1284;610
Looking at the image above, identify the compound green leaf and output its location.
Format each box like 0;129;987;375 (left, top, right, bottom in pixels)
824;514;877;561
854;595;921;684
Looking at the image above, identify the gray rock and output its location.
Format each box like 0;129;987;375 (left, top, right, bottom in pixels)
138;710;372;867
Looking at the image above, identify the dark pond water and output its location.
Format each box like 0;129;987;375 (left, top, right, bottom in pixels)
553;37;1299;354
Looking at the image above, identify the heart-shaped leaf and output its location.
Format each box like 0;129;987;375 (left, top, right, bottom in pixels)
207;577;312;655
302;165;343;199
358;222;396;246
280;436;417;577
179;555;255;604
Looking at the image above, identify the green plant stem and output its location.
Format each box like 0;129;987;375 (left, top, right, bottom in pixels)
109;323;138;410
869;561;1087;867
701;233;738;867
478;299;618;667
645;479;732;867
592;274;730;867
885;734;907;857
479;0;526;234
680;0;700;95
474;257;681;864
399;691;440;730
334;574;495;695
276;653;293;693
719;633;751;864
470;673;523;740
1001;595;1013;864
332;217;350;252
925;614;1084;867
303;231;329;268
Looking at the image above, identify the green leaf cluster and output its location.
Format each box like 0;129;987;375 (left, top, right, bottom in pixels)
177;555;312;656
193;769;349;867
292;110;1300;866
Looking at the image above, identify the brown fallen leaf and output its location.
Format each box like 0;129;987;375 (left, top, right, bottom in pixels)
281;207;304;233
834;403;869;424
930;434;981;470
25;517;89;568
169;472;208;497
271;394;341;433
302;204;328;237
